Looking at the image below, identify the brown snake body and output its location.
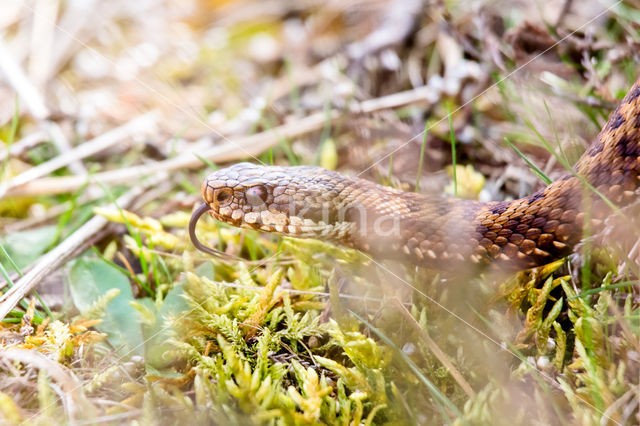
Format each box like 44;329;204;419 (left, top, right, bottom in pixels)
191;78;640;271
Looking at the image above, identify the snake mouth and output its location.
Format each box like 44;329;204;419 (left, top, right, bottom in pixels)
189;202;298;259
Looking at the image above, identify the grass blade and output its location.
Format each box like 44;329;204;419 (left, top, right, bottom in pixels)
349;310;461;418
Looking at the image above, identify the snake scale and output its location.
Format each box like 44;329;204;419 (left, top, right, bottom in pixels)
190;78;640;271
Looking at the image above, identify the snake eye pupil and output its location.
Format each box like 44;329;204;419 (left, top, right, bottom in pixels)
246;185;268;206
214;188;232;205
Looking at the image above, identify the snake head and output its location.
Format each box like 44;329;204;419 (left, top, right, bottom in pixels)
201;162;358;242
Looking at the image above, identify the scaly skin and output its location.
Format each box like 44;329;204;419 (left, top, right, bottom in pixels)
196;78;640;271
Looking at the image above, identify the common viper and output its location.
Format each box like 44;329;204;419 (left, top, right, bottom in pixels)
190;78;640;271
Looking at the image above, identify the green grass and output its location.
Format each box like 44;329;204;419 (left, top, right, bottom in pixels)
6;197;636;424
415;122;428;192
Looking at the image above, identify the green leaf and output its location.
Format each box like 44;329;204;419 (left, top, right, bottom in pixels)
67;258;144;357
1;226;58;270
129;298;157;327
144;262;210;367
145;282;190;367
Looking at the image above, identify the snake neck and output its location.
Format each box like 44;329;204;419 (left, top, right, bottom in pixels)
577;83;640;193
358;79;640;270
198;78;640;271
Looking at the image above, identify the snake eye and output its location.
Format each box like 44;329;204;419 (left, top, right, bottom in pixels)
213;188;233;205
246;185;268;206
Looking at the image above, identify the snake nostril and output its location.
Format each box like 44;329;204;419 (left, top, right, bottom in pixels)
214;188;233;205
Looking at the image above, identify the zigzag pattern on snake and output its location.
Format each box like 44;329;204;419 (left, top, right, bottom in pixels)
192;78;640;271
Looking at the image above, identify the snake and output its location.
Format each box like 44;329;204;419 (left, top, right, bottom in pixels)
190;78;640;271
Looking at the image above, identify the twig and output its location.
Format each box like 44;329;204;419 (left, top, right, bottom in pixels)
0;180;157;321
392;298;476;398
0;111;158;197
28;0;60;89
0;38;88;178
347;0;422;61
3;198;77;233
0;1;26;30
1;349;95;420
0;270;22;291
0;39;49;119
356;84;439;113
48;0;101;80
4;84;441;197
0;130;47;162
